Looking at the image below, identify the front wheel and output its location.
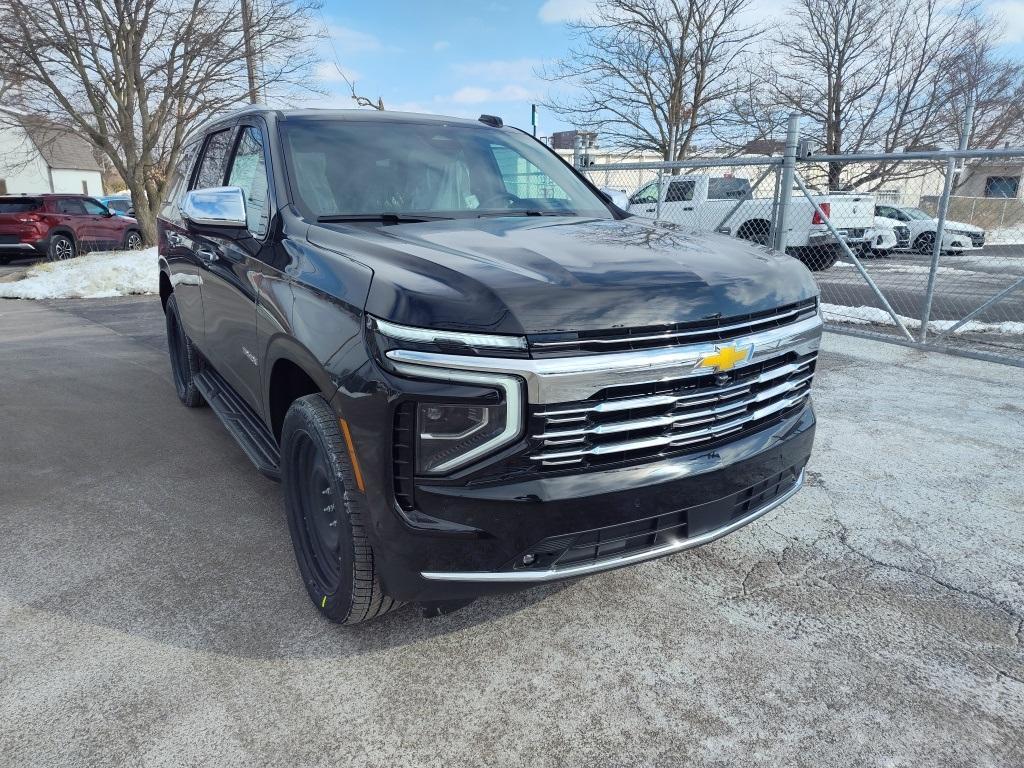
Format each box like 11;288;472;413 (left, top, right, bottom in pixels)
123;230;144;251
281;394;401;624
915;232;936;255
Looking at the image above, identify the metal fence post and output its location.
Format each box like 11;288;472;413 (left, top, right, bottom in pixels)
773;113;800;252
920;103;973;343
654;167;664;221
573;134;582;170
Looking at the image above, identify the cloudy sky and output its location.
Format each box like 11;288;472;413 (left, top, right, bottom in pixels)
307;0;1024;136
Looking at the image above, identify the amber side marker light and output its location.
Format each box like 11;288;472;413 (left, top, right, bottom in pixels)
339;418;366;493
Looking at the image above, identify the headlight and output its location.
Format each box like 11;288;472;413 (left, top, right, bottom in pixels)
390;362;523;475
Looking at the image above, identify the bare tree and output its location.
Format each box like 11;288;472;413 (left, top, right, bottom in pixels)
938;16;1024;151
0;0;321;243
540;0;759;161
743;0;975;189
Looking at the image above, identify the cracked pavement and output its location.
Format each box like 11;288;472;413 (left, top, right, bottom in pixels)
0;297;1022;767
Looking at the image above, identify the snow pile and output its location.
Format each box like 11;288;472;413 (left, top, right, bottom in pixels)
0;248;158;300
835;261;977;276
987;228;1024;246
822;302;1024;335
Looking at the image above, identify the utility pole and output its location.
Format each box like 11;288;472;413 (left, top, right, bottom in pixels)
531;104;538;137
240;0;260;104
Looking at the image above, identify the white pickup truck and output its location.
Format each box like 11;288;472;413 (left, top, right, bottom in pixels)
624;175;876;270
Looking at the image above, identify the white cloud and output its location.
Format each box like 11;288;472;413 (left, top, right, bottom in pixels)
452;58;542;81
314;61;361;83
326;24;385;55
538;0;596;23
448;84;535;104
433;40;451;52
987;0;1024;42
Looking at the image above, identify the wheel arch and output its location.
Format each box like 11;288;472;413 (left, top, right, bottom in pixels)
264;337;339;443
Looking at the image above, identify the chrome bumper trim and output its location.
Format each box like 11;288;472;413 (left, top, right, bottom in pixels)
420;469;805;583
387;315;823;404
0;243;36;252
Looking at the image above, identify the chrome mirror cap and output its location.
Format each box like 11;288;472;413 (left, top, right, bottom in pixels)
181;186;247;228
600;187;630;209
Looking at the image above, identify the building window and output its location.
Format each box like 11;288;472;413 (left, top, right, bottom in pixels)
984;176;1019;198
0;179;7;194
82;180;89;195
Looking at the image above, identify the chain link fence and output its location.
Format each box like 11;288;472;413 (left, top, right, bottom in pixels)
579;119;1024;367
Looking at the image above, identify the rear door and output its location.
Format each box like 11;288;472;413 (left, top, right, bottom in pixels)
197;122;273;411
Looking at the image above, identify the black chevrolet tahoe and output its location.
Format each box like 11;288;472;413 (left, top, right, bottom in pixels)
157;107;822;623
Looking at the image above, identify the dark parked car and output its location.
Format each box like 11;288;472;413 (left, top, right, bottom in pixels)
158;107;822;623
0;194;143;263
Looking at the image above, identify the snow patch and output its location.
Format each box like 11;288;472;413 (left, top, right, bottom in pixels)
987;228;1024;246
822;303;1024;335
0;248;158;300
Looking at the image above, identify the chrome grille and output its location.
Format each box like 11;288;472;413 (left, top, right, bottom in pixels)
527;298;817;356
530;351;816;468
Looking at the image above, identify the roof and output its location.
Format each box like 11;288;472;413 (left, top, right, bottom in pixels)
13;114;102;172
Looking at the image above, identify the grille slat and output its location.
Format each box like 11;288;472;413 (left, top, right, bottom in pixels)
530;352;816;468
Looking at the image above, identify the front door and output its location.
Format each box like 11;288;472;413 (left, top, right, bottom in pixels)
196;123;272;413
81;197;120;249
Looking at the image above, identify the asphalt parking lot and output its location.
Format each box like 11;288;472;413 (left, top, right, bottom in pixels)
1;295;1023;767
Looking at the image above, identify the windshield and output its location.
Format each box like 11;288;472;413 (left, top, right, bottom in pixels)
903;207;933;220
280;117;611;220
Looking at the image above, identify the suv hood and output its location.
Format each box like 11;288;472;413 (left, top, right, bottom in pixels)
311;216;818;335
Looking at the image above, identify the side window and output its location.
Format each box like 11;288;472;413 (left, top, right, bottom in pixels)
227;126;271;237
161;142;200;219
82;199;108;215
193;129;234;190
665;180;695;203
56;198;86;215
630;182;659;205
707;177;751;200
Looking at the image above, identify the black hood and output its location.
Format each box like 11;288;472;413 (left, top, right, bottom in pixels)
308;216;818;335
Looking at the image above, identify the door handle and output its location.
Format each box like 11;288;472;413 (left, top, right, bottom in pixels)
196;246;220;263
645;207;656;213
682;206;694;211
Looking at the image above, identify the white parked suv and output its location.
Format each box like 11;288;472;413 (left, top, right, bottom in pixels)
874;204;986;254
626;175;876;271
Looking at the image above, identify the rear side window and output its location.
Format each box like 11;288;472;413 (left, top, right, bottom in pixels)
56;198;86;214
666;180;695;202
193;129;234;190
226;126;271;237
708;177;751;200
0;198;41;213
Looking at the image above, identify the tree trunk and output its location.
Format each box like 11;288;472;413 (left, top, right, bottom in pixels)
124;175;157;245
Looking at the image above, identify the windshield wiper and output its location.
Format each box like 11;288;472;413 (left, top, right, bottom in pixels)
476;210;575;218
316;213;453;225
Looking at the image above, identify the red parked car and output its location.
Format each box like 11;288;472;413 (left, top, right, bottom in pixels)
0;193;144;264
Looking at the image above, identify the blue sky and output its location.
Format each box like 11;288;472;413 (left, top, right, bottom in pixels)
307;0;597;136
308;0;1024;137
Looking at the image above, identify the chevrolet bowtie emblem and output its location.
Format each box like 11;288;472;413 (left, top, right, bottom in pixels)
696;344;753;373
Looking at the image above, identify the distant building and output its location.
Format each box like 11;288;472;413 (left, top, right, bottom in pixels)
0;107;104;196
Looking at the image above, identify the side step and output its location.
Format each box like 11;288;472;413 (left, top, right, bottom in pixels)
193;368;281;481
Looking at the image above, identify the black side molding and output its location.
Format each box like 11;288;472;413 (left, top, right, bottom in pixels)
193;368;281;481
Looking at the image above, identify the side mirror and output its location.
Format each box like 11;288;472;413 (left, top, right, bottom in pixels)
181;186;247;228
599;187;630;210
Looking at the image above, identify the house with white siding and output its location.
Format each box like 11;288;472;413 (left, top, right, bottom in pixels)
0;107;104;196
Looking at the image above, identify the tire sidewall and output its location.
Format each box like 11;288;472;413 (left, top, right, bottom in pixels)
164;293;203;406
124;230;144;250
48;234;76;261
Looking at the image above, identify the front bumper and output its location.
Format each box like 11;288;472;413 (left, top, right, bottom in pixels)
358;400;815;602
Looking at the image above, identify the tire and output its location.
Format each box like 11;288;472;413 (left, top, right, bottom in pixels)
281;394;401;624
123;230;144;251
47;233;76;261
915;232;936;255
795;247;839;271
164;293;205;407
737;220;771;246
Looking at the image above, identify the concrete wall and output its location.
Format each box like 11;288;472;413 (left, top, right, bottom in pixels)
0;123;52;194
